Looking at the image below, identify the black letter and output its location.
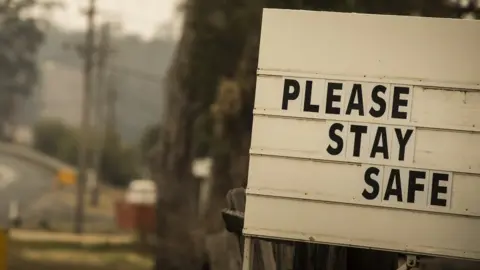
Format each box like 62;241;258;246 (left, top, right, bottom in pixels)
407;170;426;203
345;84;365;116
395;128;414;161
282;79;300;110
383;169;403;202
370;127;389;159
370;85;387;118
350;125;368;157
325;82;342;115
303;80;320;112
362;167;380;200
327;123;344;156
391;86;410;119
431;173;449;207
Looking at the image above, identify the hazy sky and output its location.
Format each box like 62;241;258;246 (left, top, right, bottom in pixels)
43;0;182;39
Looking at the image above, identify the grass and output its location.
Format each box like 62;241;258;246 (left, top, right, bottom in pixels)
8;229;154;270
10;229;134;245
22;183;125;234
8;182;155;269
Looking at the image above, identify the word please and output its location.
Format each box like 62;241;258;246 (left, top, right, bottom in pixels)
282;79;411;120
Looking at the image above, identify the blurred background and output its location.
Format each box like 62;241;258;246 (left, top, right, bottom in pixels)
0;0;478;270
1;0;179;269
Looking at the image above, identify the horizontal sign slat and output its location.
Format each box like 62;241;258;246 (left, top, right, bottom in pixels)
247;155;480;217
244;195;480;260
258;9;480;88
250;115;480;174
254;76;480;132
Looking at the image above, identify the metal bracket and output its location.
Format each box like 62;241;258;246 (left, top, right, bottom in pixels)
397;255;419;270
406;255;419;269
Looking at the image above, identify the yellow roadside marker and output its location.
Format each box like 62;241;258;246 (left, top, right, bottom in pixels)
57;167;77;186
0;229;8;270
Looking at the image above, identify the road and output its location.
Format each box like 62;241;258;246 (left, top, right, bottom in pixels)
0;146;117;232
0;152;55;227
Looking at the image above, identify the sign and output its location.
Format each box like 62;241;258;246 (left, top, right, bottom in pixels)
244;9;480;261
57;167;76;186
126;179;156;205
275;79;452;210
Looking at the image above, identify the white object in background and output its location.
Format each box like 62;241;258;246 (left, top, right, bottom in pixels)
12;125;34;146
0;164;16;189
192;158;213;179
193;158;213;218
86;169;97;190
8;200;19;221
125;179;156;205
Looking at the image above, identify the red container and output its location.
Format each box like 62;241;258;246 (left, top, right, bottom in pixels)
115;200;156;233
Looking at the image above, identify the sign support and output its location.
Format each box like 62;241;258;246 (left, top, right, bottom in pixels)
242;237;253;270
396;255;419;270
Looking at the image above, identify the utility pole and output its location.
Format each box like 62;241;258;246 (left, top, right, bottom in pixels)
90;23;113;207
74;0;96;234
105;74;118;138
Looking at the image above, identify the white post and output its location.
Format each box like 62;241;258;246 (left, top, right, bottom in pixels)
86;168;97;191
8;200;19;227
242;236;254;270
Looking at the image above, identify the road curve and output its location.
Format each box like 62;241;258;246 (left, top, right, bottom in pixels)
0;152;56;227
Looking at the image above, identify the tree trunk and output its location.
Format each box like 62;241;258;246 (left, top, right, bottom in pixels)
206;0;264;235
150;2;203;269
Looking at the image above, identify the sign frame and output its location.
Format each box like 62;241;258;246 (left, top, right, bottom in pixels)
243;8;480;264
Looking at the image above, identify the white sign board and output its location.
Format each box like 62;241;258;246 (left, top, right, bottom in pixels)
244;9;480;261
126;179;156;205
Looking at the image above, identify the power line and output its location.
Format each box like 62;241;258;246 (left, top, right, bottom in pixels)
42;55;165;85
97;10;168;24
110;65;164;84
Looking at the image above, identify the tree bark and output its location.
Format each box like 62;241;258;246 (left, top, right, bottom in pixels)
151;2;203;269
